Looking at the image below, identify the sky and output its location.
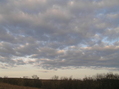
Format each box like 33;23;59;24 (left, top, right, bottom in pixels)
0;0;119;79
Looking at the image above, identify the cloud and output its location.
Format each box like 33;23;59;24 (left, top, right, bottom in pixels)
39;70;55;73
0;0;119;70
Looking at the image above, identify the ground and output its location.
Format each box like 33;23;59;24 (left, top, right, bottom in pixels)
0;82;41;89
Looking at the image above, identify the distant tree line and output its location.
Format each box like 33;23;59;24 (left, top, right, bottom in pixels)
0;75;42;88
42;73;119;89
0;73;119;89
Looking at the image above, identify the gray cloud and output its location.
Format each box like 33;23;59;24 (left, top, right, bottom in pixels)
0;0;119;70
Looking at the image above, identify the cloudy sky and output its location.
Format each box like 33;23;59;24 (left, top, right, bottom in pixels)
0;0;119;78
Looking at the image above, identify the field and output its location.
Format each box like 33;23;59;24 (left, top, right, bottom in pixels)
0;82;41;89
0;73;119;89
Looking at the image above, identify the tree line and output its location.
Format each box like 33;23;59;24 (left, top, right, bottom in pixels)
0;73;119;89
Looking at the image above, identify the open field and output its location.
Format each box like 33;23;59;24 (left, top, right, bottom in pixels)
0;73;119;89
0;82;41;89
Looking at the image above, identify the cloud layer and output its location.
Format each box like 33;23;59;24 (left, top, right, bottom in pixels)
0;0;119;69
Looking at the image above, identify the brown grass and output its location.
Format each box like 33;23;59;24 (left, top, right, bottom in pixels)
0;82;42;89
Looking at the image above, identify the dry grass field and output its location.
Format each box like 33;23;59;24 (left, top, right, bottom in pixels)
0;82;41;89
0;73;119;89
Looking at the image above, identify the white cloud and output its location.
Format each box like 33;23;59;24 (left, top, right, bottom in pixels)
0;0;119;70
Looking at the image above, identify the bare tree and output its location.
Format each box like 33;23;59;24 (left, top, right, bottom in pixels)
52;75;59;80
32;75;39;79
